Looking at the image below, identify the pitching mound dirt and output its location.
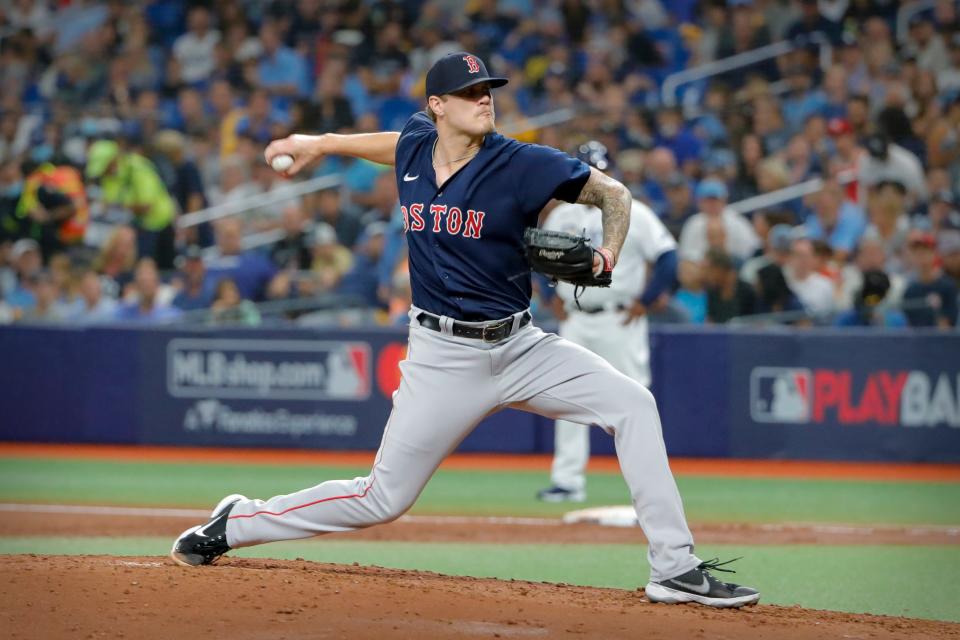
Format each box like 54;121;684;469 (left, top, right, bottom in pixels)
3;555;958;640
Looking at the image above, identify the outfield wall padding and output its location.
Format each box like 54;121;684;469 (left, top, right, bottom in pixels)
1;325;957;462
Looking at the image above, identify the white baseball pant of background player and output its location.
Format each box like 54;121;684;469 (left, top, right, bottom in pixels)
224;305;701;582
543;198;678;496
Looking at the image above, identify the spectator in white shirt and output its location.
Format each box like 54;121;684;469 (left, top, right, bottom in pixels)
937;34;960;97
679;179;760;263
7;0;53;41
905;15;948;75
173;6;221;85
785;237;835;317
859;134;927;206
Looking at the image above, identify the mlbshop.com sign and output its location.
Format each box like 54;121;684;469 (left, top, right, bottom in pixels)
167;339;370;401
751;367;960;428
142;331;397;449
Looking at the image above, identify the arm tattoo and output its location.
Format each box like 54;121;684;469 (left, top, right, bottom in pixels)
576;166;631;260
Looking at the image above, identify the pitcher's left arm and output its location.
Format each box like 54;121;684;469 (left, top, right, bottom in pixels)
575;166;632;270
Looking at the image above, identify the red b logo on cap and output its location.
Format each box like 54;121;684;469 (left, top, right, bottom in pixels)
463;55;480;74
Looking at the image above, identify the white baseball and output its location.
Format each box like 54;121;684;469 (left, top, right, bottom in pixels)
270;154;294;172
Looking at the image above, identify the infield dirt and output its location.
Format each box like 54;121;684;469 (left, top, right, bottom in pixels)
3;554;959;640
3;446;958;638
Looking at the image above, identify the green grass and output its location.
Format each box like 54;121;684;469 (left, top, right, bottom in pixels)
1;457;958;525
2;457;959;622
1;537;957;623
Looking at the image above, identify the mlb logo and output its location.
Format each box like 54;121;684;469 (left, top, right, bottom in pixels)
325;345;371;398
750;367;812;423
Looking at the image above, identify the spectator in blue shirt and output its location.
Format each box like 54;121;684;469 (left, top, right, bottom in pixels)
5;238;42;312
654;107;703;173
662;172;697;239
821;65;849;121
172;245;214;311
902;230;959;328
235;89;289;145
256;20;310;113
205;218;278;302
68;269;119;324
753;95;791;153
785;0;842;45
312;186;366;249
716;0;778;84
469;1;519;48
640;147;679;217
803;177;867;263
336;221;388;309
692;87;730;147
674;259;707;324
781;64;827;132
114;258;182;324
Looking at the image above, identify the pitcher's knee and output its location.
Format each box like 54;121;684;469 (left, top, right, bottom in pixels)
604;382;659;431
364;484;416;526
639;385;658;412
616;379;657;412
372;497;413;525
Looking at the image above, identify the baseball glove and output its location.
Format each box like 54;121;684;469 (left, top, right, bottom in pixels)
523;227;613;288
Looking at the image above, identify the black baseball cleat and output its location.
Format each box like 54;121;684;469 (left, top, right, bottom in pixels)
536;485;586;503
170;494;246;567
644;558;760;608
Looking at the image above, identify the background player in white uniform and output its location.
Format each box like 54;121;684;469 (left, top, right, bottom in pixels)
538;141;678;503
170;52;759;608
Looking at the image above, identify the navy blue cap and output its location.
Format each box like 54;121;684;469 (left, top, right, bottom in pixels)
425;52;508;97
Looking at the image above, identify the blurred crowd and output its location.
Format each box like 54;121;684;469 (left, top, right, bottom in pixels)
0;0;958;329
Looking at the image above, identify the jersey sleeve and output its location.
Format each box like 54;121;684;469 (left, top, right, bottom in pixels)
512;143;591;215
395;111;436;162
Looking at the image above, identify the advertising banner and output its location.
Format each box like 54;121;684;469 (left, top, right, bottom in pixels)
136;328;391;449
2;325;957;461
137;327;539;451
726;330;960;461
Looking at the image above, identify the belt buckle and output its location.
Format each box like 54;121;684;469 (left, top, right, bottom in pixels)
481;320;509;343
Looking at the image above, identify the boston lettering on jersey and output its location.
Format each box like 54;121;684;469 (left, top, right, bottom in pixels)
401;204;485;238
395;112;590;321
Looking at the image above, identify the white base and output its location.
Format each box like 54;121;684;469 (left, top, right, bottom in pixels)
644;582;761;608
562;505;638;527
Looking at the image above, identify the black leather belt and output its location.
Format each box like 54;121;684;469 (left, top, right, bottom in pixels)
578;304;628;314
416;311;531;343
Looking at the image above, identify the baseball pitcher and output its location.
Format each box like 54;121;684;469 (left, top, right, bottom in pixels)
171;52;759;608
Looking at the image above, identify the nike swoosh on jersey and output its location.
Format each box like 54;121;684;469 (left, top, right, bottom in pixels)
671;574;711;595
403;173;419;182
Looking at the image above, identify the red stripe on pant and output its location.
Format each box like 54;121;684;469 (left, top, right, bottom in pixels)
228;477;376;520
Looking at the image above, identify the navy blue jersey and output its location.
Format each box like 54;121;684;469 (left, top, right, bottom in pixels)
395;111;591;320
